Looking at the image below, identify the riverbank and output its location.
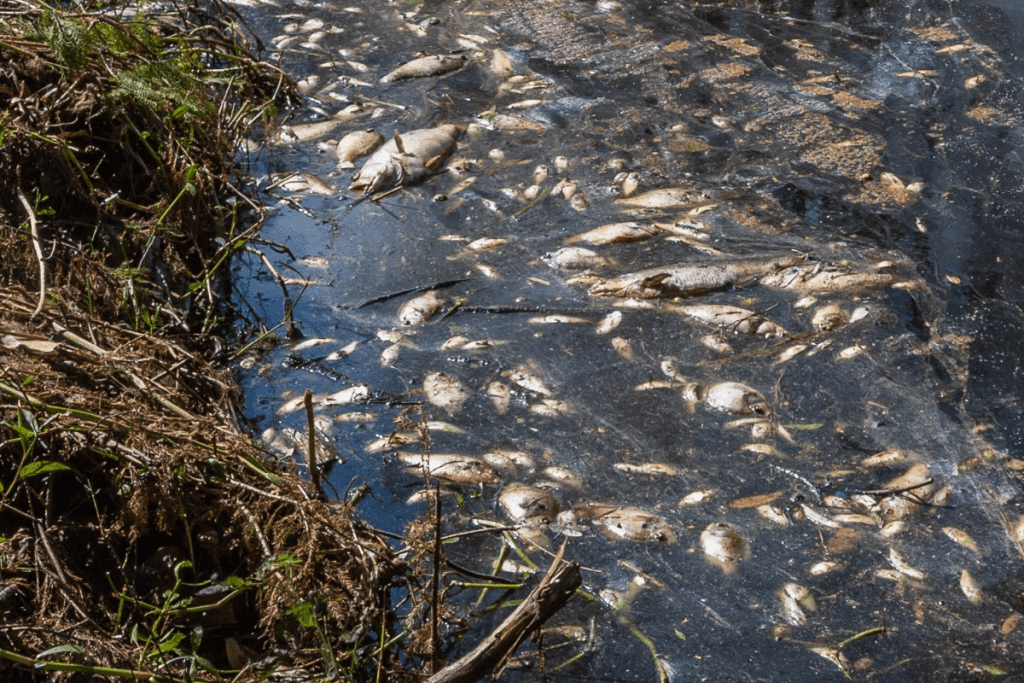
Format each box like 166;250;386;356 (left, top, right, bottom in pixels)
0;1;412;679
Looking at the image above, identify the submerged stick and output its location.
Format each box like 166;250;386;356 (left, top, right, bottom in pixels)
303;389;321;497
16;188;46;319
425;541;581;683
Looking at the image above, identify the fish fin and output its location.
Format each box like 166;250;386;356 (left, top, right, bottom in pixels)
425;154;445;171
392;130;406;154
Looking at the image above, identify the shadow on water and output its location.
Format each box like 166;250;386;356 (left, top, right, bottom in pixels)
231;0;1024;679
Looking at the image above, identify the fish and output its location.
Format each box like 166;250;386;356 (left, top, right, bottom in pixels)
703;382;769;415
673;304;787;338
499;484;560;522
577;504;677;542
351;124;462;195
543;246;611;270
760;263;895;290
615;187;706;210
700;523;745;573
336;129;385;169
589;255;802;299
423;372;469;413
398;452;501;485
565;222;658;245
398;290;444;326
379;53;466;84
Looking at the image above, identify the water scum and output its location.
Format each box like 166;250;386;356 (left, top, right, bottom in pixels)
234;0;1024;679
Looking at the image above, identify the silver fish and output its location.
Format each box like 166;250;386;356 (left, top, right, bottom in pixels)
565;222;658;245
351;124;462;195
499;484;560;522
674;304;787;338
398;290;444;326
589;255;802;299
336;129;385;169
760;263;895;290
380;53;466;84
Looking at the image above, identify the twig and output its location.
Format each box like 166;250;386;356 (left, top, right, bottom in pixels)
303;389;321;498
16;188;46;319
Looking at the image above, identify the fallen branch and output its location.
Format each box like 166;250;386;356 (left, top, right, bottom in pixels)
425;541;581;683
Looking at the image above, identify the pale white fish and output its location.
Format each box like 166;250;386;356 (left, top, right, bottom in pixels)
336;129;385;168
380;53;466;84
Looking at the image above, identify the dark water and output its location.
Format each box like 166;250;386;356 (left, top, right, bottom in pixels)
232;0;1024;679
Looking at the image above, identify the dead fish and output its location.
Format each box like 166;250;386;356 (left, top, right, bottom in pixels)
499;484;560;522
529;315;591;324
611;336;634;361
483;448;536;470
398;290;444;326
579;505;676;542
322;385;370;406
398;452;501;485
615;187;705;210
614;462;679;476
589;255;802;299
530;398;572;416
566;222;658;245
811;303;848;331
380;53;466;84
476;110;546;133
337;129;385;169
543;247;611;270
351;124;462;195
423;372;469;413
889;548;926;580
674;304;787;338
467;237;509;251
700;333;734;355
380;343;401;366
779;583;816;626
960;569;983;604
700;523;745;572
703;382;768;415
620;172;640;197
943;527;980;554
504;365;552;396
596;311;623;334
486;381;511;415
272;172;336;195
760;264;894;290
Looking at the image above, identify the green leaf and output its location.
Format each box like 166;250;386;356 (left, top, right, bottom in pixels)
18;461;71;478
982;664;1006;675
155;631;185;655
287;601;316;628
36;643;85;659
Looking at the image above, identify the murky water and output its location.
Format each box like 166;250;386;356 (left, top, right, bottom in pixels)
231;0;1024;679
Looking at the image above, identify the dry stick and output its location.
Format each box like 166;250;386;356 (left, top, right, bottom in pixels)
15;188;46;319
431;480;442;675
425;540;582;683
245;246;299;338
303;389;321;497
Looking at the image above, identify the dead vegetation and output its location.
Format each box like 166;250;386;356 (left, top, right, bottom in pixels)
0;1;579;680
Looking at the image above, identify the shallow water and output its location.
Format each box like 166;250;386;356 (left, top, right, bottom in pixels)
232;0;1024;679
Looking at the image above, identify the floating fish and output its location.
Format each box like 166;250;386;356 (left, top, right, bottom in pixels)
380;53;466;84
336;129;385;169
566;222;658;245
398;290;444;326
589;255;802;299
351;124;462;195
499;484;560;522
760;263;894;290
398;452;501;485
673;304;787;338
423;372;469;413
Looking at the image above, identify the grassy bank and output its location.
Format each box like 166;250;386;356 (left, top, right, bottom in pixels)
0;1;419;679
